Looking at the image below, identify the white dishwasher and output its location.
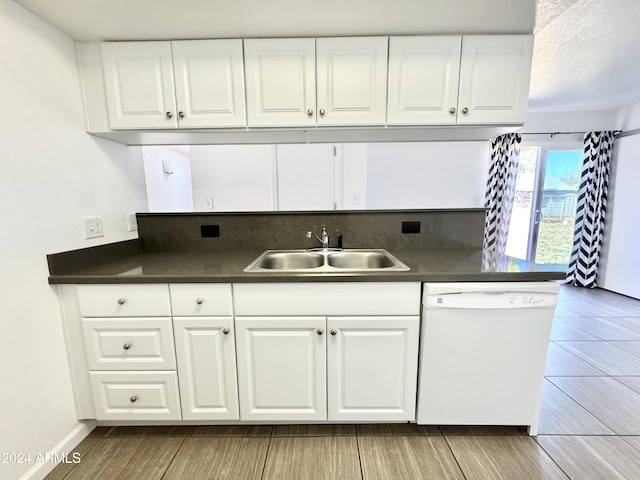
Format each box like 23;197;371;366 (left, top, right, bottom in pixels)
416;282;559;436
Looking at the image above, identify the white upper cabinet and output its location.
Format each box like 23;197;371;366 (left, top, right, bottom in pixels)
102;40;246;129
387;36;462;125
102;42;178;129
457;35;534;125
316;37;389;126
171;39;246;128
244;38;317;127
387;34;533;126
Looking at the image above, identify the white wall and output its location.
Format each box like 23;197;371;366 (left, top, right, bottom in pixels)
189;145;276;211
366;142;490;209
598;102;640;299
0;2;147;479
142;146;194;212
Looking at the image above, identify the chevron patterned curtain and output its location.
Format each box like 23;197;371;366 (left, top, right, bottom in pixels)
483;133;522;254
566;131;615;288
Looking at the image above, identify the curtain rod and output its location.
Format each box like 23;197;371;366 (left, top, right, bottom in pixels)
521;130;623;138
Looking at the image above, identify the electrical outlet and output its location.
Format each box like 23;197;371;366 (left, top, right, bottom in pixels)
126;213;138;232
83;216;104;239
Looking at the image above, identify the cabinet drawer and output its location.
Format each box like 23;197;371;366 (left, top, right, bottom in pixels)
169;284;233;316
89;371;181;421
82;318;176;370
77;285;171;317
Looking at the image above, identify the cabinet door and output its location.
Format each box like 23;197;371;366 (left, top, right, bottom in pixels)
387;36;462;125
327;316;419;421
101;42;178;129
316;37;388;126
173;317;239;420
235;317;326;421
244;38;316;127
172;40;246;128
456;35;533;125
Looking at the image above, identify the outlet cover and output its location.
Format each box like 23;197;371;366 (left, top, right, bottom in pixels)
126;213;138;232
83;216;104;239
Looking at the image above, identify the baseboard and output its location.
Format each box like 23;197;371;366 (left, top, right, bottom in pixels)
19;420;97;480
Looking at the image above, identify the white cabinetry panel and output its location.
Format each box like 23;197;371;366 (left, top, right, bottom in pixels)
171;39;246;128
77;284;171;317
169;283;233;316
316;37;388;126
233;282;420;316
173;317;239;420
457;35;533;124
327;316;419;421
89;371;181;421
82;317;176;371
101;42;177;129
235;317;326;421
387;36;462;125
244;38;316;127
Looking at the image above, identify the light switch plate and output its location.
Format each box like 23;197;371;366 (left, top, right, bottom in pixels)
83;216;104;239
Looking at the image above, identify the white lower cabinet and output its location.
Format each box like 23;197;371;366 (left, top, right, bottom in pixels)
89;371;181;421
173;317;239;420
327;317;419;421
66;282;421;424
235;315;419;422
235;317;327;421
232;282;421;423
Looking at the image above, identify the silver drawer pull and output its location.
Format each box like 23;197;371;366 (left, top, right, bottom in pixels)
223;328;230;335
317;329;324;335
196;298;204;305
117;298;126;305
123;343;131;350
330;329;337;336
129;395;137;403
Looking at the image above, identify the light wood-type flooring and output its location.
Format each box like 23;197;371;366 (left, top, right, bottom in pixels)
46;285;640;479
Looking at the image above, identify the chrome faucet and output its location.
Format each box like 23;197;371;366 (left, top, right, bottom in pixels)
306;227;329;249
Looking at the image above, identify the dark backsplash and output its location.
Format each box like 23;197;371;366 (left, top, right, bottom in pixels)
137;209;486;253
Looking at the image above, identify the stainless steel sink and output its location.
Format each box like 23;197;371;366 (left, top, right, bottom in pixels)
254;251;324;270
244;249;409;272
326;251;397;269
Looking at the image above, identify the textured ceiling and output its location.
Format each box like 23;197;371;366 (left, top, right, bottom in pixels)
10;0;640;111
529;0;640;111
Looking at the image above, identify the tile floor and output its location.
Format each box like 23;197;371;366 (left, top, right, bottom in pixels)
46;285;640;480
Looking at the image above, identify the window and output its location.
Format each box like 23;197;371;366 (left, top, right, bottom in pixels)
505;144;583;266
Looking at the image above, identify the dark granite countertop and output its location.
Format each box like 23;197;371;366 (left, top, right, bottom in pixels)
47;244;567;284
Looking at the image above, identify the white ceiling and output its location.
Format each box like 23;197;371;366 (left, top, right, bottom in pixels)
11;0;640;112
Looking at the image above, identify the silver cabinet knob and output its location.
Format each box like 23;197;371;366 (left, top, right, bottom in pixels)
222;328;230;335
330;329;337;336
123;343;131;350
449;107;456;114
317;329;324;335
307;109;313;116
178;111;185;118
117;298;126;305
319;109;325;116
166;111;173;118
196;298;204;305
129;395;137;403
462;107;469;114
